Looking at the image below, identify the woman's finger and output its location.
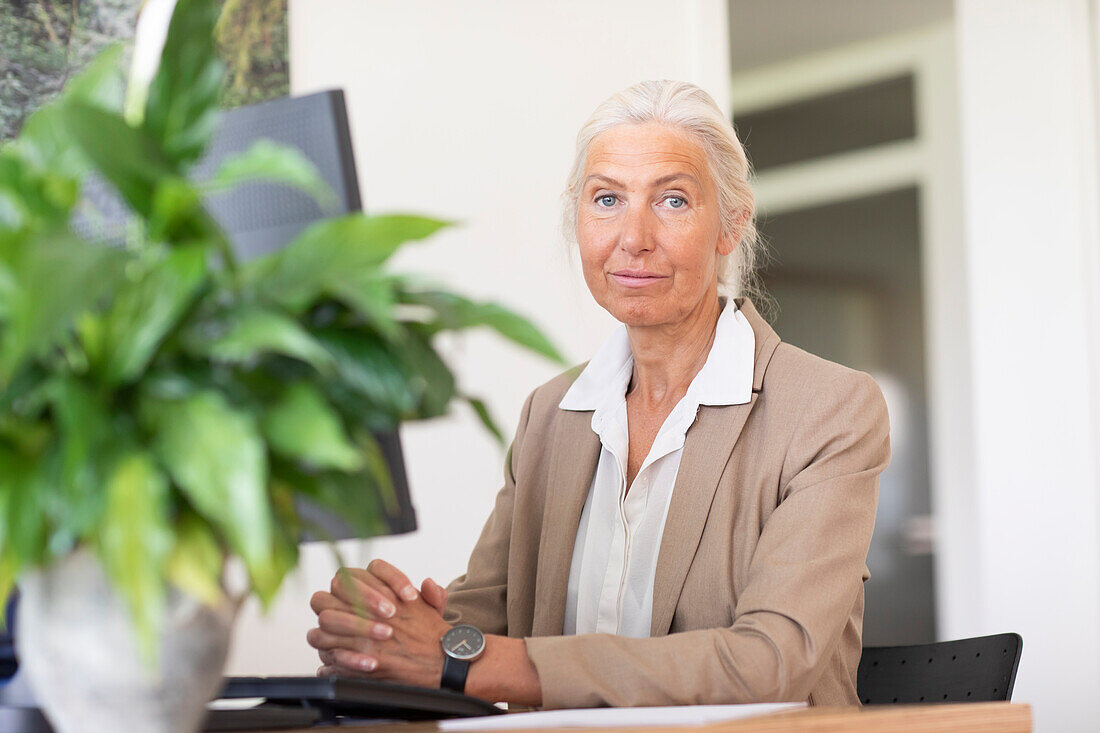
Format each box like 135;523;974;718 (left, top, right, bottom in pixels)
310;590;352;616
365;558;419;602
318;649;337;667
421;578;448;613
318;609;393;640
317;664;372;679
332;646;379;673
305;626;370;654
330;572;398;619
340;568;398;605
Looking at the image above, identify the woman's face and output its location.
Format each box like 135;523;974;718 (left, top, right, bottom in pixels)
576;122;734;329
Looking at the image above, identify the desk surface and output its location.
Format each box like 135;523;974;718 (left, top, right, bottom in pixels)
259;702;1031;733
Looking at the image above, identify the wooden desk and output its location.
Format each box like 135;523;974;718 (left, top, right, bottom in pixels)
263;702;1031;733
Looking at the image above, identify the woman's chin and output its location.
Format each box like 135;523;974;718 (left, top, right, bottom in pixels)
603;297;674;328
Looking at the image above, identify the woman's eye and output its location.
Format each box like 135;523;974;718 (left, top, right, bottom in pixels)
665;196;686;208
596;194;617;207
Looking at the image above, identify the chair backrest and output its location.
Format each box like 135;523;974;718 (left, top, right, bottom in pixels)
856;632;1022;704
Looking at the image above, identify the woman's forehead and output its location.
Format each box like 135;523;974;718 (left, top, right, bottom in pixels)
584;123;708;186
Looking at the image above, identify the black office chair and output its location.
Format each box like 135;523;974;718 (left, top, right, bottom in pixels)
857;632;1022;705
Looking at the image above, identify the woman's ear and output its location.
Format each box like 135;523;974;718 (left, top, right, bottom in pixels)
718;210;749;256
717;233;737;257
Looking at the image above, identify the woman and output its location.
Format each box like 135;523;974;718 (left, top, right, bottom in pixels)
306;80;890;709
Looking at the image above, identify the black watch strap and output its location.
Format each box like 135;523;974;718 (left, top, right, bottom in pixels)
441;655;470;693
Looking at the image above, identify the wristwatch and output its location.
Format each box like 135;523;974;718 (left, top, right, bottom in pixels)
440;624;485;693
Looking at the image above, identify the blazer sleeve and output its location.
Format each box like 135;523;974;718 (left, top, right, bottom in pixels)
441;389;536;636
523;370;890;708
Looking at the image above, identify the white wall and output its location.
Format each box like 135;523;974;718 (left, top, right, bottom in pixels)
953;1;1100;730
225;0;732;676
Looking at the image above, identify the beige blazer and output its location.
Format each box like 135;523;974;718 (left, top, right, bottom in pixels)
443;297;891;709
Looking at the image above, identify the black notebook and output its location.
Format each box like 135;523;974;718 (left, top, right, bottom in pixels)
0;677;504;733
211;676;503;728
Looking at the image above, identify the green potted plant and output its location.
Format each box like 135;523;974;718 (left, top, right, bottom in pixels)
0;1;562;731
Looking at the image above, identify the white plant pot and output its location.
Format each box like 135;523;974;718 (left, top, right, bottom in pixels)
15;549;238;733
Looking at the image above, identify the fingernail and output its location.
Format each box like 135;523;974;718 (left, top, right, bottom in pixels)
360;656;377;672
401;585;418;601
379;601;395;617
377;624;393;639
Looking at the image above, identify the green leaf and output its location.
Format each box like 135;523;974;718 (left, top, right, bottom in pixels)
0;414;50;456
148;177;227;244
0;545;17;626
0;152;78;233
46;378;113;545
327;272;401;339
189;305;335;373
316;325;457;422
144;390;277;602
262;382;363;472
265;479;300;592
61;43;128;113
97;450;172;661
395;327;457;419
0;189;20;233
0;259;13;319
314;328;417;420
76;312;106;373
0;231;130;383
142;0;223;165
0;365;45;421
14;44;127;177
462;394;505;445
360;432;400;518
244;214;453;313
62;104;177;219
0;444;50;578
166;510;225;606
271;457;391;541
0;445;24;617
400;289;565;363
202;139;336;208
97;244;208;385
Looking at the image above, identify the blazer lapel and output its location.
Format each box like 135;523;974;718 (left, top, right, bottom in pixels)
531;409;601;636
649;398;756;635
650;297;781;635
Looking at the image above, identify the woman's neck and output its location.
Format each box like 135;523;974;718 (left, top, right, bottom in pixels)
625;296;723;407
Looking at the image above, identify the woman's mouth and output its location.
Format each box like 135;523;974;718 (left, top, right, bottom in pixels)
610;270;666;288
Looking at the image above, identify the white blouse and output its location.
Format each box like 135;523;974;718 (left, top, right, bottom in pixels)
558;297;756;638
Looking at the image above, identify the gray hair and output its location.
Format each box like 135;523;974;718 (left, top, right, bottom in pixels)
561;79;766;303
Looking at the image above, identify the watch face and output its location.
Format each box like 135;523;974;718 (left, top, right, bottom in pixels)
442;625;485;661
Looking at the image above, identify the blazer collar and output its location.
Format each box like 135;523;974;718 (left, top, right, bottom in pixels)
738;296;782;393
530;296;783;637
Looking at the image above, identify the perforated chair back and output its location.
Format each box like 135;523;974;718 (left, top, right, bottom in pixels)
857;632;1022;705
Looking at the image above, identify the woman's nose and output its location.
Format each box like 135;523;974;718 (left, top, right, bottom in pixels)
617;202;653;255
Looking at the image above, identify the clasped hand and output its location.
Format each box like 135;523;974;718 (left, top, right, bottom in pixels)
307;559;452;688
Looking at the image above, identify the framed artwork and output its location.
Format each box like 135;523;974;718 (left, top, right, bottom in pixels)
0;0;289;141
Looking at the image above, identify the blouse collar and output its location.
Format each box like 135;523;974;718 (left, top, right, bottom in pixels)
559;296;756;413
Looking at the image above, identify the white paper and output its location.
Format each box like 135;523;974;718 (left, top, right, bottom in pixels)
206;697;266;710
439;702;806;730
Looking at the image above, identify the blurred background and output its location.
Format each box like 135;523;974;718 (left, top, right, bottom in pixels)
3;1;1098;731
